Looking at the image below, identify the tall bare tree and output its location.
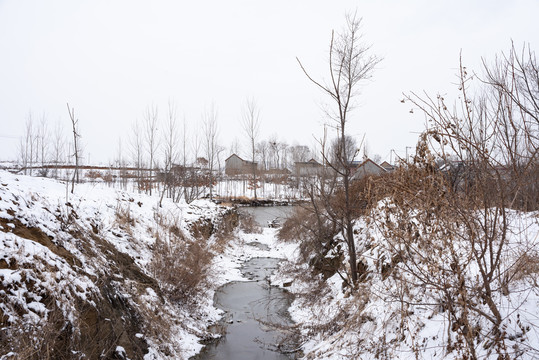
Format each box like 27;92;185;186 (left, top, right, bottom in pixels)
241;98;261;200
159;101;179;206
18;113;35;175
67;103;81;193
256;140;269;171
297;13;381;285
143;105;160;195
129;120;144;193
51;120;66;179
268;135;287;170
116;136;129;189
202;103;220;200
36;114;49;173
181;116;188;168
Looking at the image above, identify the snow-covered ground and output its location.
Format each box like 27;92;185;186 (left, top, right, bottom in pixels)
0;169;302;359
0;170;241;359
9;168;536;359
279;200;539;359
212;226;298;287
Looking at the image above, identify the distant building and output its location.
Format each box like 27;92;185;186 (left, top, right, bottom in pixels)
295;159;324;177
225;154;258;176
380;161;395;172
351;158;386;180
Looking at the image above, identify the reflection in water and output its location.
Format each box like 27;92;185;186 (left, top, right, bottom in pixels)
194;207;298;360
239;206;294;229
195;257;296;360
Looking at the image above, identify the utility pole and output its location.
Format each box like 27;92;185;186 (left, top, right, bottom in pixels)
405;146;412;162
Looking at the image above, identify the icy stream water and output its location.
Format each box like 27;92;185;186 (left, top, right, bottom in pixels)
194;206;297;360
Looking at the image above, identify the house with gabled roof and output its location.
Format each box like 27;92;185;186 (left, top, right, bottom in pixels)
380;161;395;172
351;158;386;180
225;154;258;176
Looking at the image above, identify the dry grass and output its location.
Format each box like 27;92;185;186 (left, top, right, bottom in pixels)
114;201;135;234
149;211;228;309
150;236;213;307
212;209;239;252
507;251;539;284
239;211;262;234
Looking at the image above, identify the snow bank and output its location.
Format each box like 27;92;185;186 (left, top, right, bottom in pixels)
281;198;539;359
0;170;230;359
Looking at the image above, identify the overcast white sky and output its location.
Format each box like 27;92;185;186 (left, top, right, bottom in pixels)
0;0;538;164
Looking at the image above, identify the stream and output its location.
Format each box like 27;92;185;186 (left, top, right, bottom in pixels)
194;206;297;360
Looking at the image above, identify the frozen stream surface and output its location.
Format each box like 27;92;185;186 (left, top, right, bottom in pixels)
195;206;297;360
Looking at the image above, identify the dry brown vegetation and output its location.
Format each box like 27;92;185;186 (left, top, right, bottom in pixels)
280;44;539;359
148;229;212;308
238;210;262;234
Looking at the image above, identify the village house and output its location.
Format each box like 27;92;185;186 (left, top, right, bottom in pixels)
351;158;387;180
295;159;325;177
225;154;258;176
380;161;395;172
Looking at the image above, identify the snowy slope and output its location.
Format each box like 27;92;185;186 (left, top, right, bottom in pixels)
280;200;539;359
0;170;232;359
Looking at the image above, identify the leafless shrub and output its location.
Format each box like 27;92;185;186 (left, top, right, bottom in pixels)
360;44;539;358
0;293;131;360
188;217;215;240
505;250;539;284
114;201;135;231
239;211;262;234
212;209;239;252
85;170;103;180
0;302;71;360
283;44;539;359
159;238;212;306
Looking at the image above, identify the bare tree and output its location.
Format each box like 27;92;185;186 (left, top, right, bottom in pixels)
116;136;128;189
159;101;179;206
181;116;188;168
389;45;539;357
180;125;203;203
143;105;160;195
36;114;49;174
289;144;311;164
18;113;35;175
202;103;220;200
268;135;287;170
51;120;66;179
230;137;242;156
268;134;279;169
241;98;261;200
256;140;269;171
67;103;81;193
297;13;381;285
129;120;144;193
329;135;358;169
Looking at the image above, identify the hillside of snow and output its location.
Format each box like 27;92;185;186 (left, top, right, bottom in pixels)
277;199;539;359
0;170;236;359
